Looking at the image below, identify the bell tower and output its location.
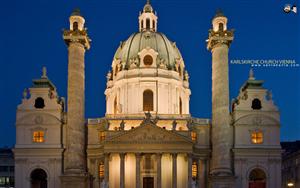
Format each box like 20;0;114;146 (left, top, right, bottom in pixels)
61;9;91;188
207;10;235;187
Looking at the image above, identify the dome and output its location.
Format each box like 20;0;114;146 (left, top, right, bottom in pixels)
113;31;184;70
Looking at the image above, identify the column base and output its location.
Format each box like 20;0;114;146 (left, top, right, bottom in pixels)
209;175;236;188
60;173;93;188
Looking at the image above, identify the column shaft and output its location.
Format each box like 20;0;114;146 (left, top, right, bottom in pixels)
187;154;193;188
136;153;141;188
197;159;206;188
104;154;109;184
172;153;177;188
65;42;86;173
120;153;125;188
156;153;162;188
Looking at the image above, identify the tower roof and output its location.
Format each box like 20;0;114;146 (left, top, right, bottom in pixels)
71;8;82;16
213;9;225;19
32;67;56;90
241;68;264;91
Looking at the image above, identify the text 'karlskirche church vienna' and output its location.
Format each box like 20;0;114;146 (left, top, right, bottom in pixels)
13;1;282;188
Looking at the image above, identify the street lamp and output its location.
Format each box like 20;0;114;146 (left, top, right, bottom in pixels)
287;182;294;187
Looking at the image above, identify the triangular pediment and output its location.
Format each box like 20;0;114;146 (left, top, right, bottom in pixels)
105;123;193;145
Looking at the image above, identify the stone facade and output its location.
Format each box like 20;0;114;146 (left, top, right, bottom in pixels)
14;2;282;188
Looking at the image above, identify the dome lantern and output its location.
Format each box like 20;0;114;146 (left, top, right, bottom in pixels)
139;0;158;32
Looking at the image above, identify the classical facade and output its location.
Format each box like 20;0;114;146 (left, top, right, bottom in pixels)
13;2;282;188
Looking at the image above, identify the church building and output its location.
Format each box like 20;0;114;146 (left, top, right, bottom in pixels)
13;1;282;188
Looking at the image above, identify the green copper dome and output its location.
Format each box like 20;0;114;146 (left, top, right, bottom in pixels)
113;31;184;70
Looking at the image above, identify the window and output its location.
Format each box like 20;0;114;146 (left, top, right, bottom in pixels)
33;131;45;143
34;97;45;109
141;20;144;28
114;97;117;114
99;132;105;141
146;19;150;30
0;177;5;186
191;131;197;141
143;90;153;111
251;131;263;144
251;98;262;110
73;22;78;31
218;23;224;31
99;162;104;178
179;97;182;114
143;55;153;66
152;21;155;29
192;162;197;179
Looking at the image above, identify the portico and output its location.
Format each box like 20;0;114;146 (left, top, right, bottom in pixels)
100;122;194;188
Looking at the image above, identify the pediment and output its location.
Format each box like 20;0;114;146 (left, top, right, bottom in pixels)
105;123;193;145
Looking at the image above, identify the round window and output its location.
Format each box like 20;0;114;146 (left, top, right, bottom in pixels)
143;55;153;66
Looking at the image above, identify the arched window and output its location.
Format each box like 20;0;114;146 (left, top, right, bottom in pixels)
218;23;224;31
141;20;144;29
31;168;47;188
114;97;117;114
179;97;182;114
34;97;45;109
143;90;153;111
252;98;262;110
73;22;78;31
249;168;266;188
152;21;155;29
146;19;150;30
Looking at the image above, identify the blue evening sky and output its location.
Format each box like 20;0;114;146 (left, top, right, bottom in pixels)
0;0;299;147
